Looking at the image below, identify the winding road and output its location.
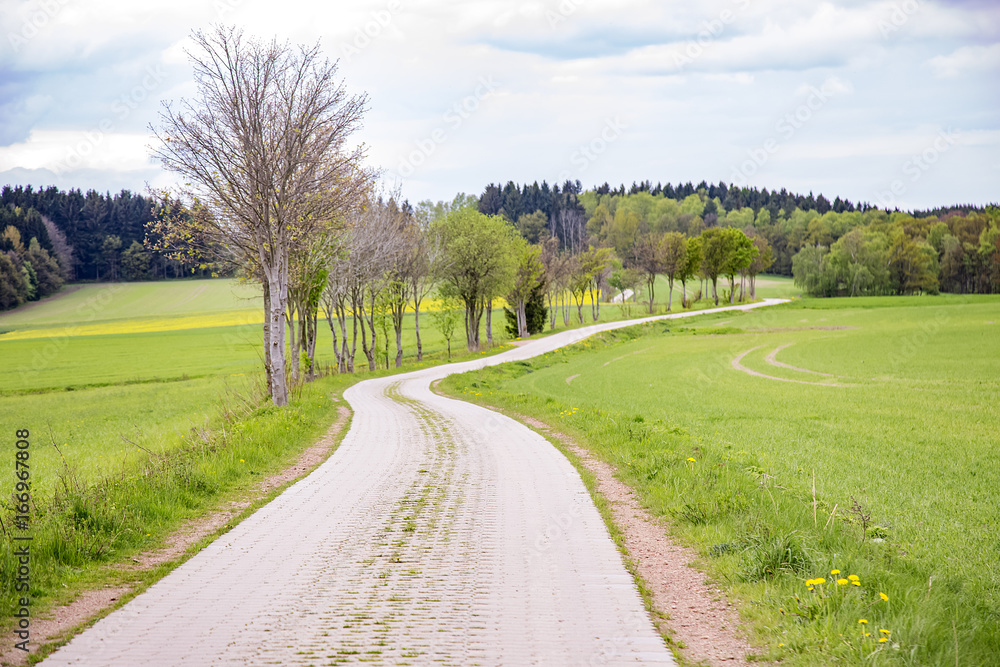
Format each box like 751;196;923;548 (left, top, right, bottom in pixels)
41;300;785;666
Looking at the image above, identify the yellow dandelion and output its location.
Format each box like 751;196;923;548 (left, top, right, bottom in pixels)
837;578;848;585
879;637;888;643
848;574;860;582
814;577;826;585
687;457;696;462
864;631;871;637
879;629;891;635
858;619;868;624
852;580;861;586
805;578;816;586
831;569;841;575
879;592;889;602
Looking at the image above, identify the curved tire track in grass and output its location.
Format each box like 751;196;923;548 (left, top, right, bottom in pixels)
41;300;786;666
764;342;839;377
733;345;845;387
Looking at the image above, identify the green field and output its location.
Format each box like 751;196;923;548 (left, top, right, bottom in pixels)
0;279;262;328
444;294;1000;665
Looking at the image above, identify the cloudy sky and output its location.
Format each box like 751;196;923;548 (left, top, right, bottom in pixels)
1;0;997;210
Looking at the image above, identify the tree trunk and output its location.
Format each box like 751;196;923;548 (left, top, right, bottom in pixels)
647;276;656;314
486;299;493;346
348;301;357;373
547;292;556;329
729;275;736;304
711;277;719;305
306;310;317;380
667;277;674;311
325;305;342;373
414;304;423;362
464;297;483;351
361;290;377;371
266;273;289;407
262;280;273;395
516;299;528;338
395;322;403;368
286;309;299;385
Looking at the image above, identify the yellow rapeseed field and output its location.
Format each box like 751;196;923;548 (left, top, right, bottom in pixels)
2;309;265;341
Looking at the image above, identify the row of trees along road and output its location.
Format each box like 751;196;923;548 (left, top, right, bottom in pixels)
150;27;370;406
138;26;1000;407
148;28;543;407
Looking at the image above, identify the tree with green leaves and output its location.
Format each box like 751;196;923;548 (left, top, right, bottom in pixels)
826;228;888;297
609;263;642;317
699;228;728;305
720;227;758;303
121;240;150;281
100;235;122;281
430;290;460;360
792;245;836;296
661;231;687;311
433;207;519;351
888;228;938;295
742;233;774;300
634;232;665;313
515;210;548;244
679;236;702;308
25;237;64;295
506;240;545;338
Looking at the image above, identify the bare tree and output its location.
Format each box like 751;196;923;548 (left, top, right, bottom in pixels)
151;26;368;405
407;224;440;361
321;191;409;372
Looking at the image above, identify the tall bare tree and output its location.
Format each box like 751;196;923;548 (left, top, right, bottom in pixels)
151;26;368;405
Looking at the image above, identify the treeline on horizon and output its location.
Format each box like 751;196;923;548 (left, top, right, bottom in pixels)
1;180;998;313
476;179;999;297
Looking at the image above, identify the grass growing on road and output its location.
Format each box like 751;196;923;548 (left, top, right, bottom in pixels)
441;295;1000;666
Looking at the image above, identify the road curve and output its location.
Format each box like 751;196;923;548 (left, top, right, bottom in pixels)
42;300;785;666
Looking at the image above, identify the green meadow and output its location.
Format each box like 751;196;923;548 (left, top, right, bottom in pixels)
443;294;1000;665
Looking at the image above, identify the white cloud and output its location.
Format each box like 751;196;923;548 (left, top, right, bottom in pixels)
928;42;1000;78
0;130;153;174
